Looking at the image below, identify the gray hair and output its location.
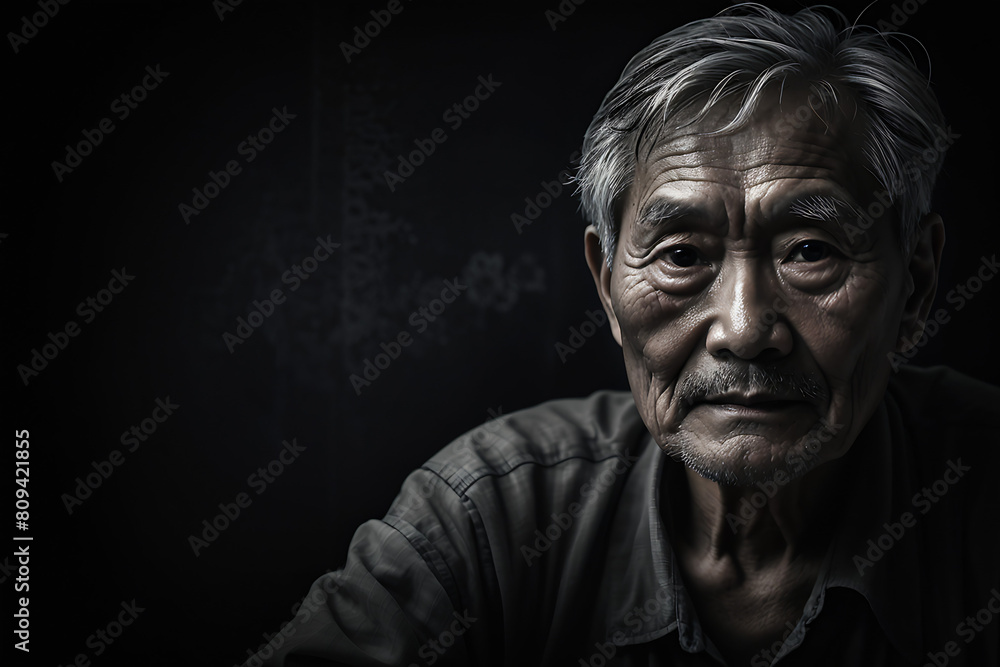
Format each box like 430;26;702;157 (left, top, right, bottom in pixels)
576;3;949;267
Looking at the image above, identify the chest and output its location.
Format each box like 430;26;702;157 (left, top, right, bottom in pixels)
675;553;822;665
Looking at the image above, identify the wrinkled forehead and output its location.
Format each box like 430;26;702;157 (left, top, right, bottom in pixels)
630;83;875;205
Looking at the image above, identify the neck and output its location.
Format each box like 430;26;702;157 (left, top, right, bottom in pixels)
660;450;856;666
667;455;851;573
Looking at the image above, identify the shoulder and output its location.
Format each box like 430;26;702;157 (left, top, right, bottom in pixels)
419;390;646;496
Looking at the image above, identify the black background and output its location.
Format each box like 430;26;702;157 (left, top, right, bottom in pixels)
6;0;997;665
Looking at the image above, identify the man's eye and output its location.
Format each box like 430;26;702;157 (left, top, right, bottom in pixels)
664;246;702;267
787;241;832;263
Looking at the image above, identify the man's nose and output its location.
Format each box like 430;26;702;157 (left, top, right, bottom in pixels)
704;262;792;360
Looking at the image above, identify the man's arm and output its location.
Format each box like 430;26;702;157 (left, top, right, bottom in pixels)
243;467;499;667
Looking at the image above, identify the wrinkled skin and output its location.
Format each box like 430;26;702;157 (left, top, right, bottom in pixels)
585;84;944;662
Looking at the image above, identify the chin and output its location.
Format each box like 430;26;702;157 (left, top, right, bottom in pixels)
662;423;842;487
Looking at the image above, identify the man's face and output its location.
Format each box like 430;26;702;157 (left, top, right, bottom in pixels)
591;85;919;486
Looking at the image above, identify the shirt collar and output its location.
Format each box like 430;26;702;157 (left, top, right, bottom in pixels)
591;428;687;647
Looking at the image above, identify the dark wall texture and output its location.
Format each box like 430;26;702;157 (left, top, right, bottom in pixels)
7;0;998;664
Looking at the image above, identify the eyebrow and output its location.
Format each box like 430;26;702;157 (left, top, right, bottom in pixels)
634;198;699;229
786;195;861;225
634;193;864;233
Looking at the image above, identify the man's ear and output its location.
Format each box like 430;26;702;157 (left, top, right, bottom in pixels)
897;212;945;351
584;225;622;346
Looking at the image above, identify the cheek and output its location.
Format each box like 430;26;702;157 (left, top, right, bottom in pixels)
800;270;900;366
613;270;706;434
613;271;704;378
790;268;903;420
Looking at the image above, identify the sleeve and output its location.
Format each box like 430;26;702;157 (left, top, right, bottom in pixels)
241;466;501;667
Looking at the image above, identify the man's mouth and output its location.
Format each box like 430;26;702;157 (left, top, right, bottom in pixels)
688;393;811;419
674;366;829;424
701;392;803;407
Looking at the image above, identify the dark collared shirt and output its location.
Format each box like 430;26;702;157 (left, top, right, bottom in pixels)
244;366;999;666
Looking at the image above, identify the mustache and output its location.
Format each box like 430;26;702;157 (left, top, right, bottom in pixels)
677;365;828;408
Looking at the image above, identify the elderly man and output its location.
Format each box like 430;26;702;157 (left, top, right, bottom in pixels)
244;5;998;666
